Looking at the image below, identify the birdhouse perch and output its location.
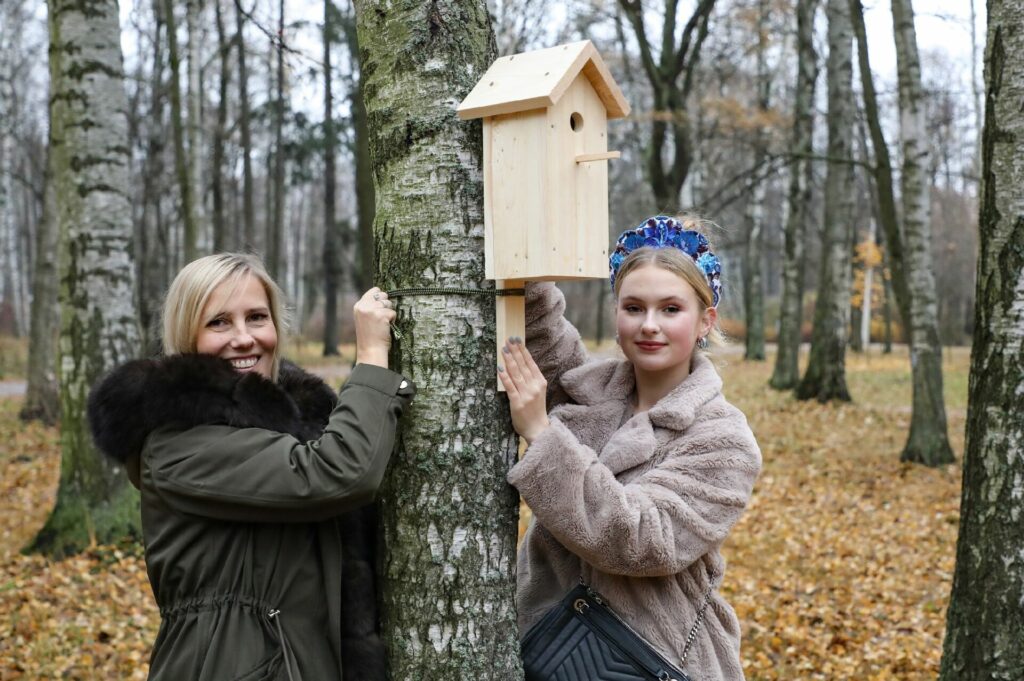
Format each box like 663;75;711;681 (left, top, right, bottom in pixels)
457;40;630;389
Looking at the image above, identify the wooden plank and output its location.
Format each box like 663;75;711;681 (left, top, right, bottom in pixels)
495;279;527;393
489;110;546;280
575;150;621;163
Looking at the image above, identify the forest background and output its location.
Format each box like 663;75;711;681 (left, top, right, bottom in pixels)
1;0;1015;679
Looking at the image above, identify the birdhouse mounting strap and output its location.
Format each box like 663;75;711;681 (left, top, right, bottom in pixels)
384;287;525;341
386;287;525;298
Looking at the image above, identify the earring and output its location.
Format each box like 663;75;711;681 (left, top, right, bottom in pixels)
697;336;709;350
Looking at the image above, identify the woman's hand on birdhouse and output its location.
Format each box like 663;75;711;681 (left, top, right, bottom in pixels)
498;337;550;445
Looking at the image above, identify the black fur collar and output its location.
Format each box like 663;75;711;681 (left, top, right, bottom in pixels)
88;354;338;468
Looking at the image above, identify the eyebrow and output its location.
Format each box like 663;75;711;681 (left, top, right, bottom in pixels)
619;295;685;303
206;306;270;321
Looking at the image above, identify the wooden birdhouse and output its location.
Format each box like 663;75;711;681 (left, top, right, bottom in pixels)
457;40;630;385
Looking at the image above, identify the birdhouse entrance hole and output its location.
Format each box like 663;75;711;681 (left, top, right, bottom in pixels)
570;112;584;131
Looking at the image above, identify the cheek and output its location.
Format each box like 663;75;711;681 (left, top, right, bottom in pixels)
194;330;219;355
258;325;279;351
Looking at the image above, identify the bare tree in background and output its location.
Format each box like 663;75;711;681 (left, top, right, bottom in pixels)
796;0;854;403
770;0;819;389
617;0;716;209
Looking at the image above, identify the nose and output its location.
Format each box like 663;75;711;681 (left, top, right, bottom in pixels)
229;320;255;348
641;311;659;334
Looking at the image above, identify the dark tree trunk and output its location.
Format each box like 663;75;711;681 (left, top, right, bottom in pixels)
267;0;286;279
212;0;232;252
939;2;1024;674
234;0;256;251
770;0;818;389
322;0;340;356
164;0;198;261
617;0;716;209
20;153;60;425
341;11;375;292
352;1;522;678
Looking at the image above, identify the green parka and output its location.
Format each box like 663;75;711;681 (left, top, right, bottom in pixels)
88;354;414;681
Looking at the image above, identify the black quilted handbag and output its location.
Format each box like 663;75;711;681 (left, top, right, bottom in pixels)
520;580;714;681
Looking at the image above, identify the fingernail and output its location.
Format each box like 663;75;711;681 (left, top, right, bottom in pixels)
497;364;505;373
502;346;510;354
511;336;522;344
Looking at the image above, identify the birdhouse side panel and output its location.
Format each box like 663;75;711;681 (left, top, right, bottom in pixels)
543;76;610;280
486;110;549;280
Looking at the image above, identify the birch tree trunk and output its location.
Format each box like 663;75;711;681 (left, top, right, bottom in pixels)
770;0;818;389
890;0;954;465
796;0;853;403
352;1;523;678
31;0;141;557
860;219;874;351
939;1;1024;674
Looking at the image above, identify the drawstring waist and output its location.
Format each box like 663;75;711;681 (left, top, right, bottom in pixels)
160;595;299;680
268;609;297;681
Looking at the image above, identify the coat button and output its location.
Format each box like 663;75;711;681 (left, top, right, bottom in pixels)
399;380;408;390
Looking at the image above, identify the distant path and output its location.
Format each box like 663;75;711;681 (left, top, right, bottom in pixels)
0;380;25;399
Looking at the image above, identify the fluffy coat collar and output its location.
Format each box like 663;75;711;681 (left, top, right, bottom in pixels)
553;353;726;476
88;354;337;476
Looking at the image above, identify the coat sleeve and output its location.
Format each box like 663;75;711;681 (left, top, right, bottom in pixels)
142;363;414;523
508;405;761;577
525;282;589;408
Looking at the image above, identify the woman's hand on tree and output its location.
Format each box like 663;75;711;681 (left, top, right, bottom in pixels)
498;337;550;445
353;287;395;368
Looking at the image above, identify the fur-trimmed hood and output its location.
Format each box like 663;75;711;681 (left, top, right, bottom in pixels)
88;353;338;470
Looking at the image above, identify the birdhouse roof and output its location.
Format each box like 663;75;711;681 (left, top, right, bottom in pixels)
457;40;631;121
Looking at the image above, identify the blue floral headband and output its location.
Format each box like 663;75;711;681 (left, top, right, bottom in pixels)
609;215;723;307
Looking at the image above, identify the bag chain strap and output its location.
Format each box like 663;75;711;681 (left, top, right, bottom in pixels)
678;571;718;668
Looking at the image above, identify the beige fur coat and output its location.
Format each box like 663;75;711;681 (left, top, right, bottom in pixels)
508;283;761;681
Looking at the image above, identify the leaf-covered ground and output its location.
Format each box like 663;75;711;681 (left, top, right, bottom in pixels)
0;347;966;679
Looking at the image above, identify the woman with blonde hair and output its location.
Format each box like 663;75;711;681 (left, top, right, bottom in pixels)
501;216;760;680
88;253;413;681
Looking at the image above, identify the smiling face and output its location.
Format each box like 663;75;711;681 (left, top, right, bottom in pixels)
615;263;714;386
195;274;278;379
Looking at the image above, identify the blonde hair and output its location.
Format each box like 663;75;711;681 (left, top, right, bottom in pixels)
162;253;288;380
613;246;726;352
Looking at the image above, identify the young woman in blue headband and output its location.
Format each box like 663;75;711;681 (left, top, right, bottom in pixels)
500;215;761;680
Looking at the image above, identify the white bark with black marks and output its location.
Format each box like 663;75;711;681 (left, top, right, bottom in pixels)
890;0;954;465
353;1;522;678
940;0;1024;676
796;0;854;402
31;0;142;556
